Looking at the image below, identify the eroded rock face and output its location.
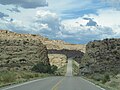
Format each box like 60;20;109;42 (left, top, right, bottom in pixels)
48;49;84;64
48;54;67;68
0;30;49;71
40;38;86;53
80;38;120;75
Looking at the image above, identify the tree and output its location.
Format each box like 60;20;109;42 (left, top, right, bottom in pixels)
32;62;51;73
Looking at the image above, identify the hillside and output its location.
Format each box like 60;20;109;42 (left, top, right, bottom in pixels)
0;30;85;71
80;38;120;75
0;30;49;71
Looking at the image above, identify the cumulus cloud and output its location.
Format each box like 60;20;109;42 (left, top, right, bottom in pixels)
57;10;120;43
0;0;48;8
0;10;62;39
0;12;9;18
60;21;115;43
60;13;120;44
33;10;62;37
83;9;120;34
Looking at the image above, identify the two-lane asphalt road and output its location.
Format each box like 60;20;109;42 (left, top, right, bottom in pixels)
0;59;105;90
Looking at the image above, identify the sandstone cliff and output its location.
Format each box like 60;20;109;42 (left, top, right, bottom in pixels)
80;38;120;75
42;40;86;53
0;30;49;71
48;49;84;64
48;54;67;68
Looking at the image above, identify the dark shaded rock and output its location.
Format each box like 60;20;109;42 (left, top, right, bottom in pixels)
48;49;84;63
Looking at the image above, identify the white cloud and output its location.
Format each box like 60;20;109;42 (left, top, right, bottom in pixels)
0;18;31;33
83;8;120;34
62;18;88;27
60;23;115;43
85;9;120;26
33;10;62;37
0;10;62;38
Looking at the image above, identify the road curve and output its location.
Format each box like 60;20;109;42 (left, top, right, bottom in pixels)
0;59;105;90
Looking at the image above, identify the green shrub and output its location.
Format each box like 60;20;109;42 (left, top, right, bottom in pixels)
102;74;110;84
34;73;39;77
51;65;58;74
32;62;57;74
91;73;104;81
32;62;50;73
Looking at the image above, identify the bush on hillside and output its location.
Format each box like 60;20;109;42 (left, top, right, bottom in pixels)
102;74;110;84
51;65;58;74
31;62;57;74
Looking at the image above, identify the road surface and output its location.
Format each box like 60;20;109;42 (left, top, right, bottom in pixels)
65;58;72;76
0;59;105;90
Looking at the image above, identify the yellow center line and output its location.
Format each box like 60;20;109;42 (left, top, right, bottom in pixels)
51;77;65;90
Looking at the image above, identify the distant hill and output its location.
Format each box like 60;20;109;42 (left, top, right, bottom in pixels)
80;38;120;75
0;30;49;71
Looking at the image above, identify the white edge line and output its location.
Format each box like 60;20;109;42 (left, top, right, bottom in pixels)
80;77;106;90
1;77;49;90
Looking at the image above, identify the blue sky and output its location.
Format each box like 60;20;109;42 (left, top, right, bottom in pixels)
0;0;120;44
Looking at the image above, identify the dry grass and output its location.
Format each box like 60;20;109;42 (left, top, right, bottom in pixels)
0;71;50;88
83;74;120;90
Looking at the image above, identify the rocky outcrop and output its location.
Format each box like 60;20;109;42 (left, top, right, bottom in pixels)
48;54;67;68
0;30;49;71
40;38;86;53
80;38;120;75
48;49;84;63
